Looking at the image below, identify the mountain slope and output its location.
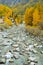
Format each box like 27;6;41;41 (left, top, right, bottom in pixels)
0;0;43;7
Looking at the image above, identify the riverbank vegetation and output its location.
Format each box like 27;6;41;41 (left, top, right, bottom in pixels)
0;2;43;36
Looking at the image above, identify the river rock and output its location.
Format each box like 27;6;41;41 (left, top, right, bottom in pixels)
5;51;13;59
12;44;19;48
9;59;14;63
29;45;34;49
2;32;8;38
13;47;20;52
30;49;38;54
40;51;43;54
2;40;12;46
30;62;35;65
0;58;5;64
33;43;38;47
29;57;36;61
13;52;20;59
0;39;4;43
37;45;43;48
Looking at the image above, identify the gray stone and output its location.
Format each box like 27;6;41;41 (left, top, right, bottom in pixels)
9;59;14;63
40;51;43;54
0;58;6;64
37;45;43;48
13;52;20;59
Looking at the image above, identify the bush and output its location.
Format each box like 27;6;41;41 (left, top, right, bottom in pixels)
25;25;41;36
32;7;43;29
3;17;13;26
0;4;12;18
24;2;43;34
15;15;22;25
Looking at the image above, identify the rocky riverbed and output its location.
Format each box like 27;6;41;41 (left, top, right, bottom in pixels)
0;24;43;65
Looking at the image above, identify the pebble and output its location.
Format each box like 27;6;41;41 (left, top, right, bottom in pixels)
2;39;13;46
33;43;38;47
13;47;20;52
29;45;34;49
29;57;36;61
2;32;8;38
5;52;13;59
15;47;20;52
37;45;43;48
30;49;38;54
30;62;35;65
0;39;4;43
13;52;20;59
0;23;43;65
9;59;14;63
40;51;43;54
25;47;30;51
0;58;5;64
12;44;19;48
27;60;31;64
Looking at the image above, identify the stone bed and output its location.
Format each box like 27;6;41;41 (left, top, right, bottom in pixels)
0;24;43;65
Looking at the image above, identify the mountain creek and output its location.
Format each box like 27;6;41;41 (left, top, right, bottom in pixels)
0;23;43;65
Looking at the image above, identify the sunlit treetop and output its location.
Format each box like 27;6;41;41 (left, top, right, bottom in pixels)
0;4;12;18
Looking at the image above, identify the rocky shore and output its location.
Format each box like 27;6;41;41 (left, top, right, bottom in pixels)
0;24;43;65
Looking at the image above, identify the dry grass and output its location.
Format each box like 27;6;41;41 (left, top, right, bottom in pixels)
25;25;42;36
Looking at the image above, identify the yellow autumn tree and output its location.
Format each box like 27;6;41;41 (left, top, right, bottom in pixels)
24;7;34;26
32;3;43;29
15;15;22;25
24;2;43;36
3;17;12;26
0;4;12;18
0;4;13;26
32;8;40;26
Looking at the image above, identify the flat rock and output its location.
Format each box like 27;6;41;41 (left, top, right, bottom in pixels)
37;45;43;48
0;58;5;64
12;44;19;48
30;62;35;65
29;57;36;61
40;51;43;54
13;52;20;59
9;59;14;63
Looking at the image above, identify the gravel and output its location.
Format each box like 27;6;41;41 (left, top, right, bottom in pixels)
0;23;43;65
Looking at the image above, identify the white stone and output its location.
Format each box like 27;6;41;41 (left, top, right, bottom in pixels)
12;44;18;48
5;52;13;59
15;47;20;52
37;45;43;48
9;59;14;62
30;62;35;65
29;45;33;49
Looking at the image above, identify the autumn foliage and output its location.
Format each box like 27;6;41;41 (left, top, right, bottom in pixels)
3;17;12;26
0;4;12;18
24;3;43;29
0;2;43;32
24;7;34;26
